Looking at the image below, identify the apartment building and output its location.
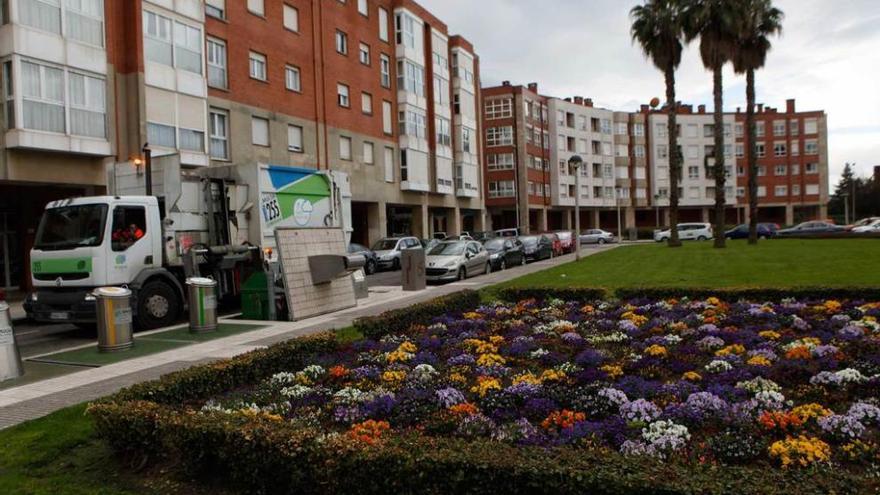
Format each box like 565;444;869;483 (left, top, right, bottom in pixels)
480;83;829;234
0;0;484;292
732;99;828;225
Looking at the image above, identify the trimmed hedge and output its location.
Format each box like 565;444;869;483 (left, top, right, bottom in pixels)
494;286;880;303
353;289;480;340
88;401;866;495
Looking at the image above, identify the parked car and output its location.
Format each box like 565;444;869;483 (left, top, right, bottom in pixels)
495;228;521;238
347;243;378;275
724;223;778;240
848;217;880;231
654;223;714;242
421;238;442;251
471;231;496;242
432;232;448;240
371;236;422;270
776;221;846;236
425;240;490;282
483;237;525;270
540;233;563;257
579;229;616;245
448;234;475;241
852;219;880;234
555;231;575;253
519;235;554;262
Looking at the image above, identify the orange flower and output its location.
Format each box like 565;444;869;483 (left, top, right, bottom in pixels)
329;365;349;379
759;411;804;431
541;409;586;430
785;346;812;360
449;403;479;416
348;420;391;444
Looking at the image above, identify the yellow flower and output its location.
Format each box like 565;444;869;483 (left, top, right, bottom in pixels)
823;300;842;313
706;297;721;306
759;330;781;340
716;344;745;357
540;369;567;382
381;370;406;383
682;371;702;382
463;312;483;320
463;339;498;355
386;350;414;363
769;436;831;467
621;311;648;327
397;341;417;354
448;372;467;384
489;335;505;345
747;356;772;367
513;372;542;386
791;403;832;423
581;304;595;314
669;322;689;333
601;364;624;379
476;353;506;367
644;344;668;357
470;376;502;397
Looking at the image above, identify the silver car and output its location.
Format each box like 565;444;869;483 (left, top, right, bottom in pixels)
425;241;490;282
579;229;616;245
372;236;421;270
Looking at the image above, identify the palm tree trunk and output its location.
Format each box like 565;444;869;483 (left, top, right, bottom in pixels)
666;65;681;247
746;68;759;244
712;65;726;248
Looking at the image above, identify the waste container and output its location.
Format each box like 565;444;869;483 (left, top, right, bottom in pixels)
187;277;218;333
0;301;24;382
401;248;426;291
241;271;270;320
94;287;134;353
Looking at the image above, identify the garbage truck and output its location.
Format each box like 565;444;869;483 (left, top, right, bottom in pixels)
24;156;352;329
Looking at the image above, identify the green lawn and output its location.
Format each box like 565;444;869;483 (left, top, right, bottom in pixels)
500;238;880;290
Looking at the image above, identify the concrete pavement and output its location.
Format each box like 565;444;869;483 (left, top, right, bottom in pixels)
0;244;618;429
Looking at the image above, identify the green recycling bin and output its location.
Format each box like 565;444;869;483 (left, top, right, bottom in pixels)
241;271;270;320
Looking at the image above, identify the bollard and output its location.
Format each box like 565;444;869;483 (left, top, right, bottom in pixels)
94;287;134;353
0;301;24;382
187;277;218;333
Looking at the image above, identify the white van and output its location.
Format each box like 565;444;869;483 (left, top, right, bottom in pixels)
654;223;713;242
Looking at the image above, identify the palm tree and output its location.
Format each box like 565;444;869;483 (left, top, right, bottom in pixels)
732;0;783;244
631;0;687;248
683;0;740;248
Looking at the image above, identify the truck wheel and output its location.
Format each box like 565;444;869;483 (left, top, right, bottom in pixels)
135;281;180;330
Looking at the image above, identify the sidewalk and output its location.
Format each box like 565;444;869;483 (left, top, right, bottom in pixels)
0;245;618;429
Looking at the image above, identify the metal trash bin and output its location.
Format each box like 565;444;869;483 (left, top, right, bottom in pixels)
0;301;24;382
94;287;134;353
401;248;426;292
187;277;218;333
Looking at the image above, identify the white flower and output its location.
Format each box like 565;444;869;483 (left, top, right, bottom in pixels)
280;385;313;400
411;364;438;382
530;348;550;359
333;387;365;405
705;360;732;373
269;372;297;386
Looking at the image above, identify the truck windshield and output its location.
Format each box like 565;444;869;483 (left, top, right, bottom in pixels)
34;204;108;250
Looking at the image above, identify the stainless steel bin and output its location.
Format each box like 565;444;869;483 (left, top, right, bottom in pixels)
187;277;218;333
95;287;134;353
0;301;24;382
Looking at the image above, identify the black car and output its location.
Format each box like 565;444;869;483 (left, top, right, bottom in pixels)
518;235;553;262
777;221;845;236
725;223;778;240
483;237;525;270
347;243;378;275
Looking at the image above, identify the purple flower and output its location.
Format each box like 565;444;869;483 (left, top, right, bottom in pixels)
620;399;661;423
574;349;606;368
848;402;880;424
447;353;476;366
435;387;466;408
818;414;865;440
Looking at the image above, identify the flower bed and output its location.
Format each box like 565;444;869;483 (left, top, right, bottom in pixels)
91;295;880;494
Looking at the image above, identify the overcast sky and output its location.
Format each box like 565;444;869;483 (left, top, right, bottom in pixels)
422;0;880;189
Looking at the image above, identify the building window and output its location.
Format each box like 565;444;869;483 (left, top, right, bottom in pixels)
806;184;819;195
462;127;472;153
804;118;818;134
433;75;447;105
485;98;512;119
634;145;645;158
143;10;173;66
339;136;352;160
688;166;699;179
775;165;787;176
488;181;515;198
249;51;267;81
209;109;228;159
363;141;374;164
21;61;65;133
247;0;264;16
378;7;389;42
791;141;799;156
207;37;227;89
361;92;372;114
206;0;225;20
359;42;370;65
337;83;350;107
805;140;818;155
486;126;513;147
773;120;786;135
18;0;61;34
397;60;424;97
774;185;787;197
656;145;668;159
4;62;15;128
805;163;819;174
384;147;394;182
64;0;104;46
398;110;427;138
358;0;368;16
283;4;299;32
395;12;416;48
791;164;800;175
382;100;392;134
68;71;105;138
774;142;787;157
435;116;451;146
335;30;348;55
173;21;202;74
634;123;644;136
756;143;765;158
287;124;303;152
379;54;391;88
756;121;765;137
285;65;301;92
790;120;799;135
656;123;667;138
179;127;204;152
251;116;269;146
735;123;744;138
453;94;460;114
487;153;514;171
792;184;800;195
147;122;176;148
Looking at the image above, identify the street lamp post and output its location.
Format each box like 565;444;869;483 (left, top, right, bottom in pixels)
569;155;584;261
654;193;660;229
842;192;850;225
615;187;623;242
142;143;153;196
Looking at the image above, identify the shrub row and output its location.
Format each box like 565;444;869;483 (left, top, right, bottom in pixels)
495;286;880;303
87;401;865;495
353;289;480;340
